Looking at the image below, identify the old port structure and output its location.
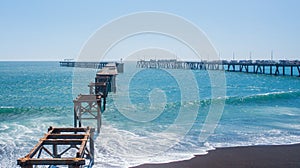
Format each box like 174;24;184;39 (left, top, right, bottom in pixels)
136;59;300;77
18;58;299;167
17;63;121;168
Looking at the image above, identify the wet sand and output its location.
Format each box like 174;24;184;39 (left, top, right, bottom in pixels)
133;144;300;168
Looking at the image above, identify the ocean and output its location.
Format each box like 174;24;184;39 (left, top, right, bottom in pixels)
1;61;300;167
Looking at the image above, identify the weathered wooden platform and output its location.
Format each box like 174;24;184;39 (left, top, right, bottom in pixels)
17;127;94;168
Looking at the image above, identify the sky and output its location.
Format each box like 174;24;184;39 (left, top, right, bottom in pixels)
0;0;300;61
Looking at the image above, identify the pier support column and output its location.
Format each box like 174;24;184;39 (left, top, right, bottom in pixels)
90;130;95;159
275;65;280;75
53;144;58;158
74;104;78;128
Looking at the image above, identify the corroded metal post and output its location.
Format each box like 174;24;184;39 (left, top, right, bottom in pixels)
90;128;95;158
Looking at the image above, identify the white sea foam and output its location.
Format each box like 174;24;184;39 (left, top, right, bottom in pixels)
0;106;15;109
93;125;208;167
1;120;300;168
92;124;300;167
211;129;300;148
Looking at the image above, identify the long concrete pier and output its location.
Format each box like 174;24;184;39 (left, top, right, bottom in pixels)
136;59;300;77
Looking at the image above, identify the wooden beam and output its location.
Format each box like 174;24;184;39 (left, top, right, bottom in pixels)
47;134;86;139
42;139;87;145
18;158;85;166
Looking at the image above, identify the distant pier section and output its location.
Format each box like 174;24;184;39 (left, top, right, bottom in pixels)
136;59;300;77
59;59;124;73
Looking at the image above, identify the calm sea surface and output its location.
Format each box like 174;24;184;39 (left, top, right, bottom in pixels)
1;61;300;167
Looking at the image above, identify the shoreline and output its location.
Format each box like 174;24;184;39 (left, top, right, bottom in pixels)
132;143;300;168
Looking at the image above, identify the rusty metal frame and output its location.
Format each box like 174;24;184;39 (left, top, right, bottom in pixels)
95;75;116;93
17;127;94;168
73;95;102;133
88;82;108;111
88;82;108;96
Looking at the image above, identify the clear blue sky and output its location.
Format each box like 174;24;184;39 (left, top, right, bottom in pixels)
0;0;300;61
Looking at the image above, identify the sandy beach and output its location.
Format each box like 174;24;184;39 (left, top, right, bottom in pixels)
133;143;300;168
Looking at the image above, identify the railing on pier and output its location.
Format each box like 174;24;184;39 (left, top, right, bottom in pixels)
17;127;95;168
136;59;300;77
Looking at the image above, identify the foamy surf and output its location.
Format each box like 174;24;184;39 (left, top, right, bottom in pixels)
93;125;209;167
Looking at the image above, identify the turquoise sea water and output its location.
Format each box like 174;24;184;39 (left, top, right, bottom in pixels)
1;61;300;167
